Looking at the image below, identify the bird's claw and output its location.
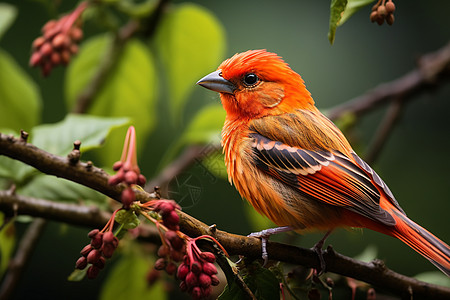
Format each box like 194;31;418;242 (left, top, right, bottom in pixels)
247;226;293;267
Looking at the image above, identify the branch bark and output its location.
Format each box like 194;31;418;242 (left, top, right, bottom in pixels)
1;133;449;299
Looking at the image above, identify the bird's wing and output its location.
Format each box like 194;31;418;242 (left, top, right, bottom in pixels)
249;132;399;226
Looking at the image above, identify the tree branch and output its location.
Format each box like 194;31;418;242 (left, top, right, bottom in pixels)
327;42;450;120
1;133;449;299
0;218;47;300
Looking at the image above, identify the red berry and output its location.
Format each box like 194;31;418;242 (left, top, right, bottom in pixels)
157;245;170;257
87;265;100;279
191;261;202;275
165;262;177;275
179;281;188;292
211;274;220;286
39;42;53;57
32;37;46;49
199;273;211;288
200;252;216;263
157;201;175;216
166;231;184;250
102;231;115;244
154;258;166;270
87;249;101;264
385;1;395;13
80;244;93;257
102;243;116;258
124;171;138;185
377;5;387;17
108;172;124;186
170;250;184;262
91;232;103;249
121;187;135;208
29;52;42;67
75;256;87;269
137;174;146;186
70;27;83;41
88;229;100;238
60;49;71;65
185;272;198;288
191;287;202;299
52;33;69;48
112;161;123;171
202;262;217;276
94;256;106;269
176;263;189;280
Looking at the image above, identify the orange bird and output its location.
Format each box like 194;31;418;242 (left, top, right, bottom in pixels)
197;49;450;276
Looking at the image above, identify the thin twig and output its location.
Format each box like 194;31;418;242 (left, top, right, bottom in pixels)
364;98;405;165
145;144;220;193
0;218;47;300
328;42;450;121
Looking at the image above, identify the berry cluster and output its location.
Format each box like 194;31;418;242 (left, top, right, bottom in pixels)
153;200;181;231
75;229;119;279
177;241;220;299
154;230;186;275
29;2;88;76
108;126;146;209
370;0;396;25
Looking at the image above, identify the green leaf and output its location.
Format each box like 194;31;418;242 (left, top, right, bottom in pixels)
160;104;225;168
353;244;378;263
115;209;140;229
65;34;158;165
0;212;15;277
155;3;225;121
246;267;280;300
68;268;88;282
100;253;166;300
0;49;42;131
31;114;129;156
181;104;225;145
340;0;375;25
415;271;450;287
328;0;348;44
219;281;248;300
18;175;107;205
0;3;17;40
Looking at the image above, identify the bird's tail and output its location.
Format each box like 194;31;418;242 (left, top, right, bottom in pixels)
386;209;450;276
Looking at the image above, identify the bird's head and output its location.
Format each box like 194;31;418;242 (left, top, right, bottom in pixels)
197;49;314;120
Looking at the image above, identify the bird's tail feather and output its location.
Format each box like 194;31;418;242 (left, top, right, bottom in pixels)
389;210;450;276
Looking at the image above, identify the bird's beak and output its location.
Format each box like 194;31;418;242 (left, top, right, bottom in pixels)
196;70;236;94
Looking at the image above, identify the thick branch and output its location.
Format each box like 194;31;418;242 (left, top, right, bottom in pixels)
0;133;449;299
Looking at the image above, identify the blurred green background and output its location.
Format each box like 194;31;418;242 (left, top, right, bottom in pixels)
1;0;450;299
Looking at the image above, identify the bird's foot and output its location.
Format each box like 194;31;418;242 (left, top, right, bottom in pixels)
311;230;333;275
248;226;294;266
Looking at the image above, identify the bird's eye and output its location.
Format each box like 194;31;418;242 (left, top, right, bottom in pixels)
243;73;259;87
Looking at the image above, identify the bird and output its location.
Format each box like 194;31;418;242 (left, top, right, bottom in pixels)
196;49;450;276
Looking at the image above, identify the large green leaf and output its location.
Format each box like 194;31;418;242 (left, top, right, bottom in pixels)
65;34;158;165
32;114;129;156
155;3;225;121
328;0;348;44
99;253;166;300
159;104;225;170
0;3;17;41
18;175;107;206
0;49;42;131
